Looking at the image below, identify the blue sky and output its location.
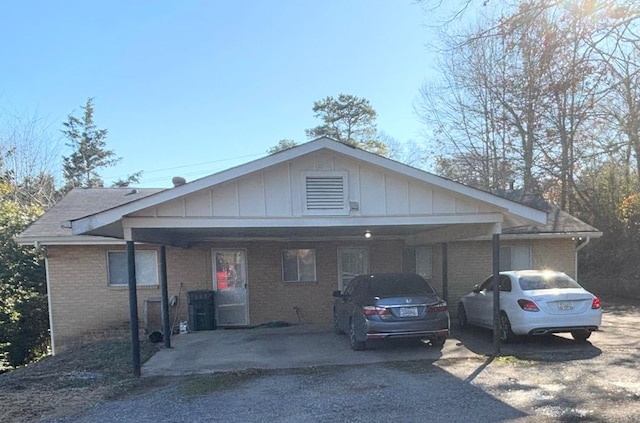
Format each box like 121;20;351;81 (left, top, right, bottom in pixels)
1;1;458;188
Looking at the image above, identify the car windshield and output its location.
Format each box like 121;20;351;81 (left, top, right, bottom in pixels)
369;274;435;297
518;273;582;290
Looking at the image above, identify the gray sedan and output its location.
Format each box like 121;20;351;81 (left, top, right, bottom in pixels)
333;273;450;350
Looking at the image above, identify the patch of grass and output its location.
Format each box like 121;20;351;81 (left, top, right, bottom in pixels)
0;336;161;423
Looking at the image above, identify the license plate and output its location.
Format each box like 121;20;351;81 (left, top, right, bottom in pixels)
399;307;418;317
557;301;573;310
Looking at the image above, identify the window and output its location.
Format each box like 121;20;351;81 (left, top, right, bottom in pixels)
402;246;433;281
500;245;531;271
338;247;369;290
303;171;348;215
282;249;316;282
107;250;158;286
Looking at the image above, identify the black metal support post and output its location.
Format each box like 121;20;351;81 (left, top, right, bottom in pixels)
159;245;171;348
441;243;448;302
127;241;141;377
492;234;501;356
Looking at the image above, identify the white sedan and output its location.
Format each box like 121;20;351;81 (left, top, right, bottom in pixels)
457;270;602;342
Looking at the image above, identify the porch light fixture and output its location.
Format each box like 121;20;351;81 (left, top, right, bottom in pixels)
364;231;372;239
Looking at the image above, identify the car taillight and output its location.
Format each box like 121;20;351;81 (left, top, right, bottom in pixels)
592;296;601;309
362;306;391;316
428;303;448;313
517;299;540;312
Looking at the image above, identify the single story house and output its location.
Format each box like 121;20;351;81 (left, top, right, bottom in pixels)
17;137;601;354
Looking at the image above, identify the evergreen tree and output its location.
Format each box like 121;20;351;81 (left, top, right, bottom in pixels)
305;94;388;156
61;98;138;191
0;181;47;368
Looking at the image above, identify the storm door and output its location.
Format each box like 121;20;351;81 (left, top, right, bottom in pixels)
213;249;249;326
338;247;369;291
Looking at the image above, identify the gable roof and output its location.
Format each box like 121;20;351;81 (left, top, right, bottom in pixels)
16;138;599;246
68;138;547;238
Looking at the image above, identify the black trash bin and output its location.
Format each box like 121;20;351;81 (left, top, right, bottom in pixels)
187;290;216;331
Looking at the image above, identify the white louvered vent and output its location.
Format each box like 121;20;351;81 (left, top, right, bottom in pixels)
302;172;348;215
306;176;344;210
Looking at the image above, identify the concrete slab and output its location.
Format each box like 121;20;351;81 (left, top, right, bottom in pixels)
143;298;634;377
142;323;477;377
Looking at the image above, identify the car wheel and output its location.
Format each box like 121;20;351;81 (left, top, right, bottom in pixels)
458;303;468;330
571;329;591;342
333;311;344;335
349;319;366;351
430;336;446;349
499;312;517;343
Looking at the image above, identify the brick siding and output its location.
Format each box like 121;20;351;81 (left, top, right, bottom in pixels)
46;238;576;351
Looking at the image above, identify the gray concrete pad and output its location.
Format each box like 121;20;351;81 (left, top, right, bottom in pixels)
142;323;477;377
142;298;635;377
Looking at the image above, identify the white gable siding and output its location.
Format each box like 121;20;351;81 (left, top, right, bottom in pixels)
385;174;410;215
238;173;265;216
313;150;336;170
359;166;385;215
185;191;211;217
408;184;433;214
128;151;502;221
433;189;456;214
156;199;184;217
264;165;292;216
212;182;239;216
455;197;480;214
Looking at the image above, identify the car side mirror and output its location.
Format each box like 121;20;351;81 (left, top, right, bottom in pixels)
472;284;481;294
332;290;343;298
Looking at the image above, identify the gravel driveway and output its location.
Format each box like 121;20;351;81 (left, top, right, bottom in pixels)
48;298;640;422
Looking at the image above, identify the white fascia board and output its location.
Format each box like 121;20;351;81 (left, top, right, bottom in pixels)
122;213;504;229
15;235;126;246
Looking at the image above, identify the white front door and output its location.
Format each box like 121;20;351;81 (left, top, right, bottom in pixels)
338;247;369;291
213;249;249;326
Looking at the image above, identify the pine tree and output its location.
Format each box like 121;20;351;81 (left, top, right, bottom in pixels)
61;98;120;191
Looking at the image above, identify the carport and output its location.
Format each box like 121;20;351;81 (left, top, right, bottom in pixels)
67;138;548;375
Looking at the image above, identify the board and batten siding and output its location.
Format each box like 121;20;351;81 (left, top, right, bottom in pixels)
130;152;497;220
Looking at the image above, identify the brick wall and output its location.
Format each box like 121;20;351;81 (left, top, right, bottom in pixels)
432;238;576;316
238;239;403;326
46;245;209;353
46;237;575;351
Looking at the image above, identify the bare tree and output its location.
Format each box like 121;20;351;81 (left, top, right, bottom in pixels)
0;108;61;208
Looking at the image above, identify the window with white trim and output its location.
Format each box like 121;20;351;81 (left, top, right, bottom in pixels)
282;249;317;282
303;171;348;215
107;250;159;286
500;245;532;271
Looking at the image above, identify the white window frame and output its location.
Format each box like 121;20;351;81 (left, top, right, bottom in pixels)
302;171;348;215
107;250;159;286
282;249;317;282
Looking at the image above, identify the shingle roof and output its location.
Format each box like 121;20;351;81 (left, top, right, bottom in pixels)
503;206;600;235
17;187;164;239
